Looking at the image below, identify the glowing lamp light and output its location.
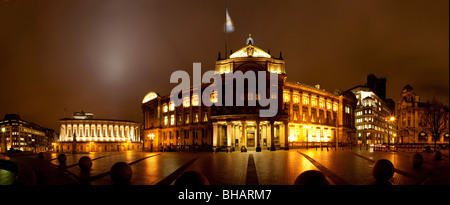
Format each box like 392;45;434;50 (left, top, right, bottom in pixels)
148;133;155;140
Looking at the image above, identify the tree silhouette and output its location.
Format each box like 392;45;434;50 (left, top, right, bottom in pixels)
420;98;449;151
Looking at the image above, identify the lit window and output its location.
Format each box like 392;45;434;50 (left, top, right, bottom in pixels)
194;114;199;123
185;115;190;124
345;106;351;114
183;96;190;107
326;102;332;110
302;95;309;105
210;91;218;103
293;93;299;103
311;96;317;107
319;98;325;108
192;94;199;106
164;116;168;126
169;101;174;111
163;103;168;113
203;113;208;122
283;91;290;102
170;115;175;125
333;103;338;112
248;92;254;101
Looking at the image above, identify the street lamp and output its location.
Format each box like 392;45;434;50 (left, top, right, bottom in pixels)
386;116;396;151
1;127;6;153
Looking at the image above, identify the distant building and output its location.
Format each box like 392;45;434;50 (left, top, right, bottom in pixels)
397;85;449;144
141;36;356;152
349;75;397;145
0;114;49;152
54;111;141;152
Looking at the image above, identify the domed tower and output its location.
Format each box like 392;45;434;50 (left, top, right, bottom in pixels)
400;84;416;103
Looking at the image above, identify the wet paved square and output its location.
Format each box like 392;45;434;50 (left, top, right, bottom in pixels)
39;148;448;185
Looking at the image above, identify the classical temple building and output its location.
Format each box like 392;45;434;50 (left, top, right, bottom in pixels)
54;111;141;152
141;36;357;152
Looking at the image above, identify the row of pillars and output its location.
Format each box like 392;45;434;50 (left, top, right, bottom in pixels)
212;120;289;153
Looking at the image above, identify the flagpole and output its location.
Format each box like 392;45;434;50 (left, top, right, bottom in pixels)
225;4;228;59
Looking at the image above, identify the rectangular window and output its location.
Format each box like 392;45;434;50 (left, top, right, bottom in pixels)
192;94;199;106
169;101;174;111
163;103;168;113
293;93;300;103
319;98;325;108
183;96;190;107
210;91;218;103
164;116;168;126
303;95;309;105
170;115;175;125
283;91;290;102
311;96;317;107
345;106;351;114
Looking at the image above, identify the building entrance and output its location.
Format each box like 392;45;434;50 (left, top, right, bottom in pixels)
247;133;255;147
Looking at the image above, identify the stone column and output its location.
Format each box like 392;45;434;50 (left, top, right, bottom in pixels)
227;121;232;152
213;122;218;153
270;121;276;151
241;120;246;151
256;120;261;152
284;122;289;150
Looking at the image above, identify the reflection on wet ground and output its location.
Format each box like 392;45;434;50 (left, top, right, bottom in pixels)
5;148;449;185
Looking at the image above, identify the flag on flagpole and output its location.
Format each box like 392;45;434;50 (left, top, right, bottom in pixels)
225;7;235;33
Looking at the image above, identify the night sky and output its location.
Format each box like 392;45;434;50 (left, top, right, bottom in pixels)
0;0;448;131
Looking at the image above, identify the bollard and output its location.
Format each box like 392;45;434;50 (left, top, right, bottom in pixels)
372;159;394;185
38;152;44;160
175;171;210;186
411;153;424;168
110;162;132;185
433;151;442;160
78;156;92;171
57;153;67;164
294;170;330;185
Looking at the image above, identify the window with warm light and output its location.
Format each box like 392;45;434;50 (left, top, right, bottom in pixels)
210;91;218;103
194;114;199;123
183;96;190;107
327;102;332;110
345;106;351;114
192;94;199;106
319;98;325;108
283;91;290;102
163;103;168;113
164;116;168;126
170;115;175;125
293;93;299;103
311;96;317;107
169;101;174;111
185;115;190;124
302;95;309;105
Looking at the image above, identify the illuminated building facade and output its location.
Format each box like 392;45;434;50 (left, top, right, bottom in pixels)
0;114;49;152
350;75;397;145
397;85;449;144
141;36;356;152
54;111;141;152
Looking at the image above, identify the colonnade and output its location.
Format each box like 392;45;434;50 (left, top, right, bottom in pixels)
212;120;289;152
60;123;140;142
